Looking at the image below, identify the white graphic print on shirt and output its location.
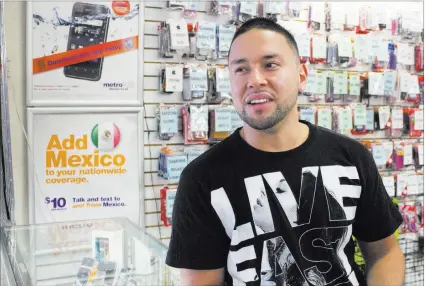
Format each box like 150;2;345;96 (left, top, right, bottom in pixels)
211;165;361;286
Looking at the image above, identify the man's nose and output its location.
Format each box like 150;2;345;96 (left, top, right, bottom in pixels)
247;67;267;88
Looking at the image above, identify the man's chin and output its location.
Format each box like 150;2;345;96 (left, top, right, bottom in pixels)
244;118;282;131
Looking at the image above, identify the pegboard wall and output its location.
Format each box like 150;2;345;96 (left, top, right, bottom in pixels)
140;2;424;285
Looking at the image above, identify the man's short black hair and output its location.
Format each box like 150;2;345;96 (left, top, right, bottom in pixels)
229;17;299;57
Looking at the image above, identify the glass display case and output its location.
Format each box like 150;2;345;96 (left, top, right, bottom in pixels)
0;217;178;286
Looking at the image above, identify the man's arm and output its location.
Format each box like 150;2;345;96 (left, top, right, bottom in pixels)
358;234;405;286
177;268;225;286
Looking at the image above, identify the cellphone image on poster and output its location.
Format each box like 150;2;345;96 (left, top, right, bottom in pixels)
95;237;110;261
64;2;110;81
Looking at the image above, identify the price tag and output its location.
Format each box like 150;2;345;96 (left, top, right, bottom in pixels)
383;142;394;163
369;72;385;96
349;74;361;96
383;70;396;94
300;108;315;125
166;189;177;218
399;73;411;93
184;147;204;163
396;173;407;195
418;174;424;191
400;73;420;94
368;36;381;58
403;144;413;166
165;65;183;92
407;175;418;195
377;41;390;62
218;25;235;52
382;176;395;197
330;3;345;24
231;109;243;130
379;106;390;129
339;107;353;131
190;105;208;132
196;21;216;50
418;144;424;165
310;2;325;23
397;43;414;65
160;106;178;134
372;145;386;166
240;2;257;16
184;0;202;11
313;72;327;94
337;37;352;58
265;1;285;14
366;109;375;130
317;108;332;130
346;8;359;26
333;72;348;95
294;35;310;57
354;105;367;126
303;70;315;93
215;108;232;132
391;108;403;129
312;36;327;59
408;75;420;94
216;67;230;92
169;19;189;49
166;155;187;182
190;66;208;91
354;35;368;61
414;110;424;130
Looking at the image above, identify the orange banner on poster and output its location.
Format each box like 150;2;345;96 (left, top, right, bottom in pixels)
33;36;139;74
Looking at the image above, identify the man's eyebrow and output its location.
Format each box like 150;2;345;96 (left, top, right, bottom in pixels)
263;54;279;60
230;54;280;66
230;58;248;66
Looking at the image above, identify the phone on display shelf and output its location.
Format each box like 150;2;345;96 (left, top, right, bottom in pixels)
64;2;110;81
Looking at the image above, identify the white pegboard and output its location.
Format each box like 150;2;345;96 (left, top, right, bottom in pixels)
140;2;425;252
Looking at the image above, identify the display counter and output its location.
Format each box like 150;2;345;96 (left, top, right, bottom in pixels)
0;217;178;286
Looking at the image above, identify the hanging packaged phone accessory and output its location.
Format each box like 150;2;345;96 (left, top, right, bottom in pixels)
182;105;209;144
158;146;187;182
160;186;177;226
209;105;233;142
157;104;179;140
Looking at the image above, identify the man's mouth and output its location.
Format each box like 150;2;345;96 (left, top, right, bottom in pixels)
248;98;272;105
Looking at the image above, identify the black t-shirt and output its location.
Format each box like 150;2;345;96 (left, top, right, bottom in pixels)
166;121;403;286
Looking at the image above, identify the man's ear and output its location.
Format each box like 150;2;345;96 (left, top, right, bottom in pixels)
298;63;308;92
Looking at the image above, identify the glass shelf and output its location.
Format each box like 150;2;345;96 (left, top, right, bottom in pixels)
0;217;178;286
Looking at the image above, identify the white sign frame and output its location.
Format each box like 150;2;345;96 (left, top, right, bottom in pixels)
26;107;144;227
26;0;144;107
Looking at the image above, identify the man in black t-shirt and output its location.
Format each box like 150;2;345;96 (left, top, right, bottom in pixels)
166;18;405;286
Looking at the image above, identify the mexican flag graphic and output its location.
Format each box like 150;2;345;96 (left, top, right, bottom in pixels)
91;123;121;151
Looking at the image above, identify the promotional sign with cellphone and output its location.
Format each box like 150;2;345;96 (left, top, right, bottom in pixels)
28;1;142;106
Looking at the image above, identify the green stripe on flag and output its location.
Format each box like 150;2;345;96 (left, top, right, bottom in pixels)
91;124;99;147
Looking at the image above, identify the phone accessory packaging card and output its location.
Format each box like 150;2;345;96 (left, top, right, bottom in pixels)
28;1;142;105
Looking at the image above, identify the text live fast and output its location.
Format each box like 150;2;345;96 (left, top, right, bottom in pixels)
44;134;127;184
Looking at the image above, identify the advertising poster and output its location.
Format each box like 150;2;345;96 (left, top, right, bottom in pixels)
27;1;143;106
27;108;143;225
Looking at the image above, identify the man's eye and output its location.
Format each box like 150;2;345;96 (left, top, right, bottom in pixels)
265;63;278;69
235;67;248;73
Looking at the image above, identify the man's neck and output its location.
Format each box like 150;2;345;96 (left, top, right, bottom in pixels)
240;111;310;153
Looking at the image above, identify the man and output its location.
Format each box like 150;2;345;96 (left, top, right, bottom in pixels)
166;18;405;286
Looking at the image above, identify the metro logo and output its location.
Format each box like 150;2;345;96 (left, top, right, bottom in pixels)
46;134;126;168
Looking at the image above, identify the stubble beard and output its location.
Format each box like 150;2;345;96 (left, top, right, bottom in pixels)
239;99;296;131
